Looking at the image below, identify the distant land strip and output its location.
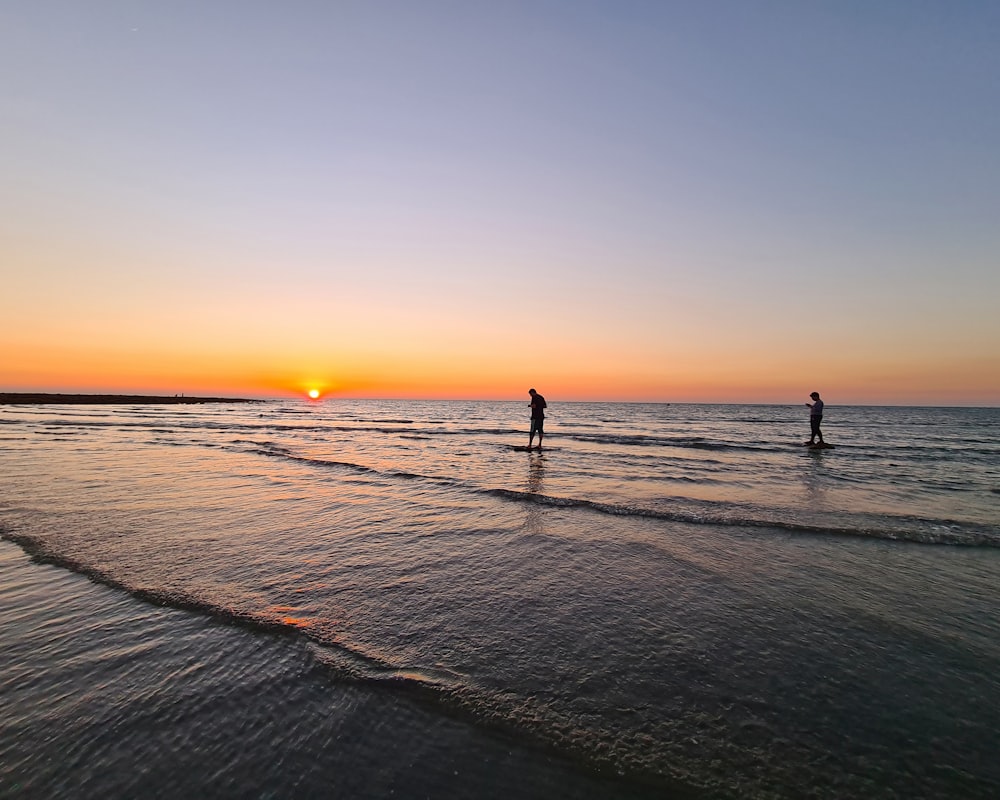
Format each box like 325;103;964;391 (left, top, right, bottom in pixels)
0;393;259;405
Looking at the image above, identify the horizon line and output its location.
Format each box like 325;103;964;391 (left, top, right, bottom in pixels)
1;391;996;409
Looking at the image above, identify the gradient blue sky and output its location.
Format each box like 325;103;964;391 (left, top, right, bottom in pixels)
3;1;999;403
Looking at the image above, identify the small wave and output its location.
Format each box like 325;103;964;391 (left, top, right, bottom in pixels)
388;470;423;480
230;438;292;454
481;488;1000;547
312;652;466;695
241;442;1000;548
252;448;379;475
564;432;779;453
2;529;398;677
0;528;493;766
0;528;685;794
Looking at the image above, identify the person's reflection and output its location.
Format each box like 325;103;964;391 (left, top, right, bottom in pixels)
524;452;546;535
800;451;828;510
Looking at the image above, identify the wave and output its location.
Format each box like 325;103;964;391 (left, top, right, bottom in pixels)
242;442;1000;548
850;442;1000;458
13;415;534;445
246;447;381;476
0;529;487;733
0;529;692;796
2;529;409;679
483;488;1000;547
8;411;876;457
561;432;781;453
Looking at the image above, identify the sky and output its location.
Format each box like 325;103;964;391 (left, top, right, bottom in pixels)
3;1;999;404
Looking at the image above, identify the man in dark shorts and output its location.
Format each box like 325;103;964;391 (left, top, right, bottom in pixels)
806;391;825;445
528;388;547;450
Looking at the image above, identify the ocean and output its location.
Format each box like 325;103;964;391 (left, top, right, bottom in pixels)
1;400;998;799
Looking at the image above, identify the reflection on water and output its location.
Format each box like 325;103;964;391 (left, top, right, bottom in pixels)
526;452;545;494
798;448;830;510
524;452;546;537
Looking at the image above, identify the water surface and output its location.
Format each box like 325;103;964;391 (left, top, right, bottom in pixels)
2;401;998;797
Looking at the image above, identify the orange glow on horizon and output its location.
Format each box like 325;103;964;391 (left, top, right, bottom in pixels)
4;5;999;413
2;339;998;406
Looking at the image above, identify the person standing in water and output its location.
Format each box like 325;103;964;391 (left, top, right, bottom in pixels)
528;388;547;450
806;391;825;445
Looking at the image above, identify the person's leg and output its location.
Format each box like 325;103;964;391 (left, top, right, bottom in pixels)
809;416;820;444
816;416;824;444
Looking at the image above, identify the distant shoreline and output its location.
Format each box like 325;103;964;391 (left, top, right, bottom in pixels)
0;393;259;405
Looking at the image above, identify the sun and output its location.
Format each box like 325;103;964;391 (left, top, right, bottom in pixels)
307;389;320;399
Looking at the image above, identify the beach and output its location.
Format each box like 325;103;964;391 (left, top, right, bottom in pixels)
2;400;999;798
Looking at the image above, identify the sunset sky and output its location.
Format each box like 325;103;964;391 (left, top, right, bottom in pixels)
3;2;999;404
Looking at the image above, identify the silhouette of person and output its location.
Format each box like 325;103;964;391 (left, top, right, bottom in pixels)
528;388;547;450
805;391;825;445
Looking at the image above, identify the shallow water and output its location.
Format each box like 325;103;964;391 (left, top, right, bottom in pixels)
2;400;999;797
0;540;649;800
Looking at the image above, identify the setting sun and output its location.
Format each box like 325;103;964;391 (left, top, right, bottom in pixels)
308;389;320;399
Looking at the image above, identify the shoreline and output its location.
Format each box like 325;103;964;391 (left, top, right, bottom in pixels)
0;393;258;405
